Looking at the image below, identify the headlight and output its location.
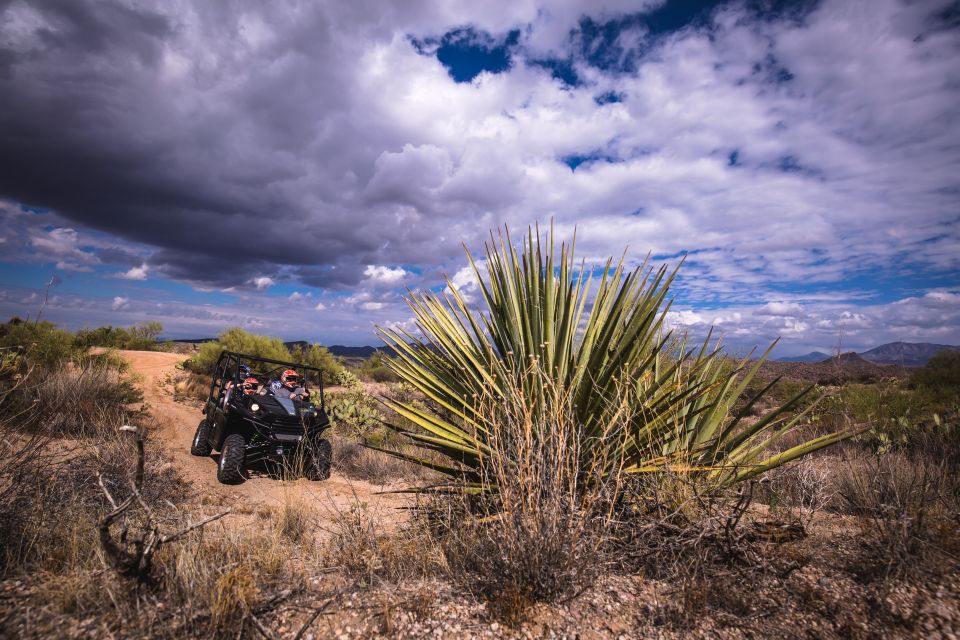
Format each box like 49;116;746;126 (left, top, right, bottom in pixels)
250;403;260;412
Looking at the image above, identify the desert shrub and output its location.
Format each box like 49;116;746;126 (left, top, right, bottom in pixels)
377;226;850;494
358;352;400;383
0;364;143;438
435;370;622;623
761;456;836;525
74;322;163;351
836;451;959;579
911;351;960;406
0;317;79;369
324;502;440;587
290;343;344;380
330;436;427;483
184;327;291;373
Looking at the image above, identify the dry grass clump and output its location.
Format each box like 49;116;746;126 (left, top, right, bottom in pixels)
428;373;625;624
324;502;444;588
836;450;959;579
173;372;210;404
274;490;315;545
331;435;434;484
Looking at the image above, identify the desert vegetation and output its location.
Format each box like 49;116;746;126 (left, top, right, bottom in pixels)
0;230;957;638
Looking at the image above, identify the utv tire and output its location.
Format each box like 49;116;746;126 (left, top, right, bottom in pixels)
217;434;246;484
190;420;213;456
305;438;332;481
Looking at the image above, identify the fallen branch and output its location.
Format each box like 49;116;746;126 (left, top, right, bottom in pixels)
98;425;231;583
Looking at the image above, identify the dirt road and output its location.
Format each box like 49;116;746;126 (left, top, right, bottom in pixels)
121;349;408;519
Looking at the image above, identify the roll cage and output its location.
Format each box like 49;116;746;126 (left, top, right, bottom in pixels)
209;350;326;409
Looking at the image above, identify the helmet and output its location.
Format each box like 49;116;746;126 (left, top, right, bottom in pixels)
238;364;251;376
281;369;299;385
242;377;258;394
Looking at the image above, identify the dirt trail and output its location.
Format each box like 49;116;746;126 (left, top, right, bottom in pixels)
120;350;408;520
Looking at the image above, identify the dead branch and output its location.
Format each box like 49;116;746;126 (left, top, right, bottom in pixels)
98;425;231;583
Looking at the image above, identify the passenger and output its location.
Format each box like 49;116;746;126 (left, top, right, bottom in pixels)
240;377;261;395
269;369;310;401
223;364;252;398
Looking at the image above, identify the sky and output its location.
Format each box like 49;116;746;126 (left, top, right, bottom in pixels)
0;0;958;354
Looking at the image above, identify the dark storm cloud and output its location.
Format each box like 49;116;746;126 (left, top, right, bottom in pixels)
1;0;958;353
0;0;448;288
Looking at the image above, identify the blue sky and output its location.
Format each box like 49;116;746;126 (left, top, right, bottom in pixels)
0;0;958;354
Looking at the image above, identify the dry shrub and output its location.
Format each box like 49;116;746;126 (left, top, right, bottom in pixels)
5;364;144;438
0;362;175;575
275;491;314;545
210;565;259;633
433;373;624;624
836;450;959;579
762;454;837;526
324;502;441;587
331;435;433;484
174;372;210;404
611;472;784;629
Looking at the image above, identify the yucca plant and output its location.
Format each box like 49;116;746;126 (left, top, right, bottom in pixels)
376;225;852;493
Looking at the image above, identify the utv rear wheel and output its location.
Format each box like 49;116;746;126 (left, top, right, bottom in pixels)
305;438;332;481
217;434;246;484
190;420;212;456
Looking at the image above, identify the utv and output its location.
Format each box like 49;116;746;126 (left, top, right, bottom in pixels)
190;351;332;484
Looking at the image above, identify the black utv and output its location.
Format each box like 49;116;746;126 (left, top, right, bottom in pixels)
190;351;332;484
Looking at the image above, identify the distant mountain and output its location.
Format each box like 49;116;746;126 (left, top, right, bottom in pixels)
859;342;960;366
777;351;831;363
324;345;399;358
822;351;872;365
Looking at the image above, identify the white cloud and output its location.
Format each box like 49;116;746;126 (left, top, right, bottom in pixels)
759;301;804;316
111;296;129;311
118;263;149;280
288;291;307;302
314;302;327;311
363;265;408;285
251;276;274;290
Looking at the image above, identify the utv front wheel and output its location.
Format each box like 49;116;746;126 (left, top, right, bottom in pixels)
305;438;332;481
217;434;246;484
190;420;212;456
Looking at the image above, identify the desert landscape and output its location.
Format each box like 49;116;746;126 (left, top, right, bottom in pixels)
1;235;958;638
1;1;959;638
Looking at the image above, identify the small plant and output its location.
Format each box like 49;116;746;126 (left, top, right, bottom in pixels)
334;368;361;388
327;388;383;439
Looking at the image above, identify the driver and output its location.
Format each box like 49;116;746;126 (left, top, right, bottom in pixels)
269;369;309;401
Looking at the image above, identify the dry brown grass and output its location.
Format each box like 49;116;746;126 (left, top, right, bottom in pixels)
323;501;444;588
836;449;960;579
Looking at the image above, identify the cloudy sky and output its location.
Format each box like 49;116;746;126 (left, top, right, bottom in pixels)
0;0;958;354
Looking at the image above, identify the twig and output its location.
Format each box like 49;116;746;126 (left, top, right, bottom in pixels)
293;592;342;640
161;509;232;544
242;602;277;640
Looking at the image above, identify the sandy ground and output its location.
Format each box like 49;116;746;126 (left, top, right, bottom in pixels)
119;349;408;521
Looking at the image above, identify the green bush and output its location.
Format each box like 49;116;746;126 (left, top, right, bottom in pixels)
74;322;163;351
184;328;292;373
0;318;79;370
358;352;400;383
291;343;344;381
911;351;960;405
